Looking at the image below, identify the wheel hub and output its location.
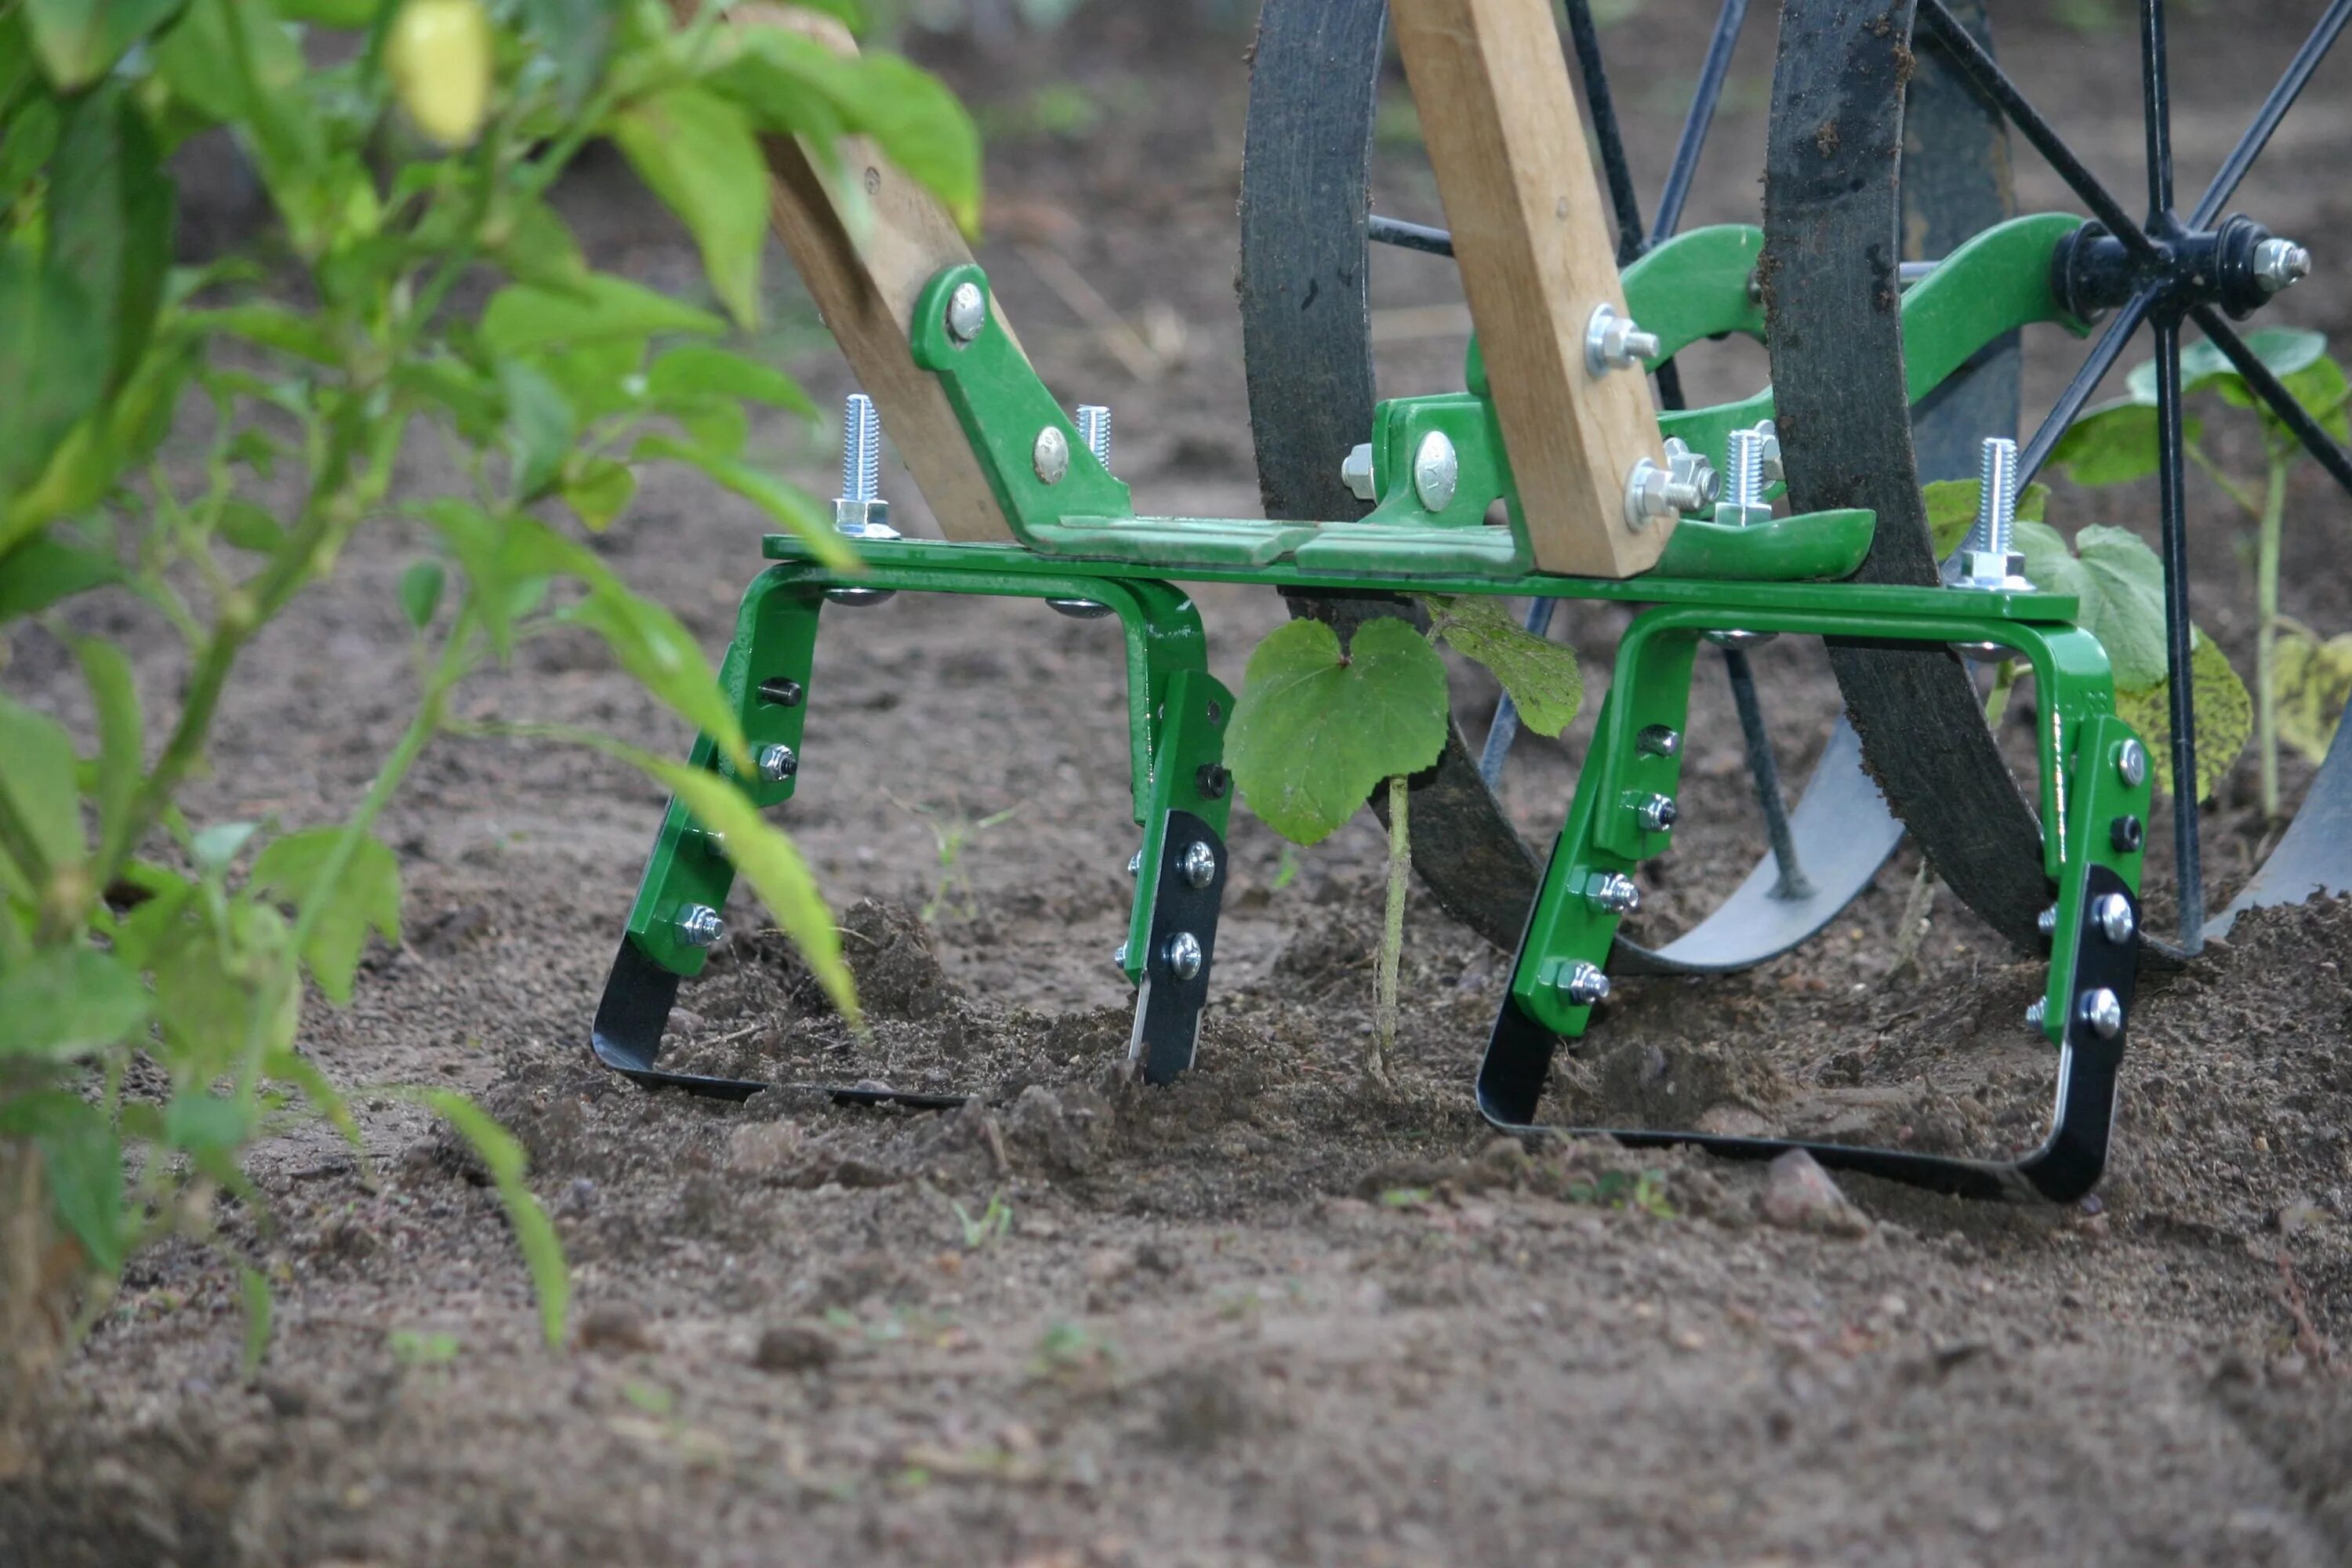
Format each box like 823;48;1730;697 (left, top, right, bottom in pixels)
2053;212;2313;320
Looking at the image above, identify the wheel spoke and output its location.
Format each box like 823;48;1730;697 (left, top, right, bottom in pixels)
2140;0;2175;220
1723;648;1813;901
1367;215;1453;256
1563;0;1649;264
2150;313;2204;949
1650;0;1749;243
1915;0;2165;269
2187;303;2352;495
2190;0;2352;227
2020;289;2159;481
1477;598;1557;786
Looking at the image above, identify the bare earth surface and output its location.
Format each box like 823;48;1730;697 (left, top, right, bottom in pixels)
9;4;2352;1564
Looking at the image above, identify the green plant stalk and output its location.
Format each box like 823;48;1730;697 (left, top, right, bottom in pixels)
2257;454;2288;818
1372;774;1410;1085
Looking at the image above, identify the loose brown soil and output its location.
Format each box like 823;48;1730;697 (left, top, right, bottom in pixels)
9;4;2352;1564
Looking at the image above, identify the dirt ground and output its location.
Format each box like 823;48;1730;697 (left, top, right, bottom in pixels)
9;2;2352;1564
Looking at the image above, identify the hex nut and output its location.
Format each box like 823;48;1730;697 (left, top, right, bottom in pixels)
1559;961;1611;1007
757;744;798;782
677;905;723;948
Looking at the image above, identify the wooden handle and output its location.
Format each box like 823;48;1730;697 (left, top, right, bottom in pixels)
1390;0;1671;577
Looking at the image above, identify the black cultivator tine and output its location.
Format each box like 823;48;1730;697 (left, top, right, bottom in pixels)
1128;810;1229;1086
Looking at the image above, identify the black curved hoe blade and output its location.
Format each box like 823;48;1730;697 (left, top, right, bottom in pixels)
1477;868;2140;1205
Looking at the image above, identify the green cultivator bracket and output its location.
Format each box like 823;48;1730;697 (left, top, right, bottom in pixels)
589;191;2172;1200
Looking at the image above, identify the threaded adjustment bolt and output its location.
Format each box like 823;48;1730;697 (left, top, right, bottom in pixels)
2254;236;2311;294
1075;405;1112;471
1951;437;2031;590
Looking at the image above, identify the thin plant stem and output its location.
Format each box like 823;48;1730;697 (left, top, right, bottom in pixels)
1372;775;1410;1086
2257;454;2288;818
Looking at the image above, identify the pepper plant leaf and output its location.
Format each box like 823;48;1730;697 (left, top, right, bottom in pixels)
1226;616;1449;846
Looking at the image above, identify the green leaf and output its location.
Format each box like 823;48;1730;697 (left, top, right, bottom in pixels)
1421;595;1581;736
263;1043;364;1152
480;273;724;355
250;826;404;1005
163;1089;252;1155
633;433;855;567
644;345;814;416
639;755;858;1025
561;457;636;532
420;1090;569;1348
517;0;617;112
1922;478;1983;557
499;359;576;503
710;32;982;235
670;395;749;459
2114;630;2252;801
2013;520;2169;691
47;85;176;394
0;946;150;1060
1226;617;1449;846
2047;400;2205;488
0;535;124;622
0;249;105;506
0;693;89;877
560;589;746;770
2127;327;2326;405
22;0;188;90
216;499;288;554
2237;353;2352;444
72;636;143;858
37;1107;125;1275
191;303;337;365
398;560;445;630
2272;626;2352;766
608;86;769;328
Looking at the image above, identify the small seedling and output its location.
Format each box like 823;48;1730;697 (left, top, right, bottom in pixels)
947;1190;1014;1250
388;1329;461;1367
888;794;1021;923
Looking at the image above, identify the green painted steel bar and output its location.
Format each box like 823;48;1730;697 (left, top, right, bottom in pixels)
2038;710;2152;1044
1122;667;1236;983
1508;604;2124;1036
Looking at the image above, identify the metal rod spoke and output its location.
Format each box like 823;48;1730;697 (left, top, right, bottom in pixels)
2140;0;2174;222
1723;648;1813;901
1563;0;1648;264
2150;313;2204;949
2190;0;2352;227
1916;0;2165;269
1367;215;1454;256
2188;303;2352;496
2020;289;2158;481
1651;0;1748;243
1477;598;1559;786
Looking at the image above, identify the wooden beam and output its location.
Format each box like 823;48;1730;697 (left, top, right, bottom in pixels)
1389;0;1671;578
688;4;1014;543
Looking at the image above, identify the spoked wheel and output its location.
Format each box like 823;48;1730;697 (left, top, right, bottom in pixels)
1763;0;2352;958
1238;0;2017;968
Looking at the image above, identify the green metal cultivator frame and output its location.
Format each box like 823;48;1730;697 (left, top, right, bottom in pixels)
593;0;2352;1202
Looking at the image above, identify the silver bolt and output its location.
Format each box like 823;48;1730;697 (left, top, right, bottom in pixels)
1714;425;1773;527
1755;419;1784;486
1950;436;2034;590
1113;942;1129;967
1412;430;1460;513
1634;793;1678;833
1033;425;1070;485
2117;739;2148;788
1704;628;1777;649
944;279;987;343
2093;891;2136;945
2076;987;2125;1041
1559;961;1611;1007
1180;840;1217;889
1584;303;1661;375
2037;905;2058;938
2254;236;2311;295
696;826;728;858
826;586;897;606
1635;725;1682;757
1075;404;1112;472
757;743;797;782
1341;442;1377;503
832;393;897;539
1047;597;1112;619
1588;871;1640;914
2025;996;2048;1029
1127;849;1143;877
1162;931;1204;982
1624;437;1715;528
677;904;723;948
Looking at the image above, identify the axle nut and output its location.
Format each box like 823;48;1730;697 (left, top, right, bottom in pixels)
1180;840;1218;890
1163;931;1204;982
2092;891;2136;945
2075;986;2125;1041
1559;961;1610;1007
677;905;723;948
2254;236;2312;295
1634;793;1678;833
